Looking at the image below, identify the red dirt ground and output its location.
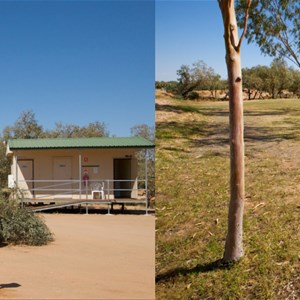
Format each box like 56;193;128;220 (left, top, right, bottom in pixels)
0;213;155;299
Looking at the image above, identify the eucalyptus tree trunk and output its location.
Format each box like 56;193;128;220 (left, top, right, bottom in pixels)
218;0;251;262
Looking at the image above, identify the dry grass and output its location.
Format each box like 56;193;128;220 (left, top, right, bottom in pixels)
155;93;300;299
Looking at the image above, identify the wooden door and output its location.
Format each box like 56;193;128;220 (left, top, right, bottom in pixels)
53;157;72;198
113;158;131;198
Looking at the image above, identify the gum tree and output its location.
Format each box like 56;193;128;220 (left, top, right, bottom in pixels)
236;0;300;68
218;0;251;262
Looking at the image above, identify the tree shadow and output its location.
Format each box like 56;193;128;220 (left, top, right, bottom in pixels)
156;99;300;119
156;259;236;283
0;283;21;289
156;103;226;116
156;103;200;114
156;101;300;151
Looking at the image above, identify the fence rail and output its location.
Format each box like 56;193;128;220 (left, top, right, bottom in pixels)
12;179;149;214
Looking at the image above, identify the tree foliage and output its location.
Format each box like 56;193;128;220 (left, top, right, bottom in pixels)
268;58;292;98
130;124;154;142
3;110;43;140
0;139;11;189
2;110;109;140
131;124;155;202
289;68;300;97
44;121;109;138
177;60;222;99
242;58;300;99
242;66;267;99
236;0;300;68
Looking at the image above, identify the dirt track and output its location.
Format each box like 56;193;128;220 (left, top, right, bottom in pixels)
0;213;155;299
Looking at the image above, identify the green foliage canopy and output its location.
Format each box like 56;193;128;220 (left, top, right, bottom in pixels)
3;110;43;140
242;58;300;99
236;0;300;68
44;121;109;138
176;60;224;99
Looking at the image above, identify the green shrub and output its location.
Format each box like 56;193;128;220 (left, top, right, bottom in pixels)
0;198;53;246
187;91;199;100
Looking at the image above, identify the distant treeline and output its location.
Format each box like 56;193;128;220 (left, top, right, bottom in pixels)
156;59;300;100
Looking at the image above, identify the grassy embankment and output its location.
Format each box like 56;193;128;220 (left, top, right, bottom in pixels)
156;91;300;299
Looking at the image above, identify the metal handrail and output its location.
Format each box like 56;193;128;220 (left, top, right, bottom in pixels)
15;178;147;199
13;178;149;214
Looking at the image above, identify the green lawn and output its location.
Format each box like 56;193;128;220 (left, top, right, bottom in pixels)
156;96;300;299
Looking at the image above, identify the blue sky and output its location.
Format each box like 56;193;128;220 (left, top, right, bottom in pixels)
156;0;275;81
0;0;155;137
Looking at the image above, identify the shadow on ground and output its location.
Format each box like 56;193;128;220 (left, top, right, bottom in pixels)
0;283;21;289
35;207;154;215
156;106;300;150
156;259;236;283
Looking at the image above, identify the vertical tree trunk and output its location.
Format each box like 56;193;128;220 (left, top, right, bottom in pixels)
218;0;249;262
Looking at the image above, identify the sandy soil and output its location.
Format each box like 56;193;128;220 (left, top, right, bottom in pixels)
0;213;155;299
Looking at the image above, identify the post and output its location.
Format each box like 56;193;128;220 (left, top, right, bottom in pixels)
107;180;111;215
145;149;149;215
79;152;82;200
15;154;23;205
15;154;18;189
85;180;88;214
107;179;110;201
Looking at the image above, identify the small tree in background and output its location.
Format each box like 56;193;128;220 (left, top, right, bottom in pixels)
130;124;155;204
3;110;43;140
0;139;11;188
177;60;220;99
1;110;43;188
43;121;109;138
290;68;300;97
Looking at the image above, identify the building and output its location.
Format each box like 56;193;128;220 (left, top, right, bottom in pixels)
6;136;154;213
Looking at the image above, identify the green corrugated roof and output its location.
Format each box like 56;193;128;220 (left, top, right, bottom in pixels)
7;136;154;150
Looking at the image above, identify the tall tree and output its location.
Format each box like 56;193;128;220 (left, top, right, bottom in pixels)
267;58;292;98
242;66;265;99
289;68;300;97
236;0;300;68
3;110;43;139
176;60;220;99
218;0;251;262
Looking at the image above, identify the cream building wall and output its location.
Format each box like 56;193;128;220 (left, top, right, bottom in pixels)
10;148;140;200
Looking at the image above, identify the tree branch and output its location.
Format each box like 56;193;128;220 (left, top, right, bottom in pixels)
278;32;300;68
237;0;251;51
